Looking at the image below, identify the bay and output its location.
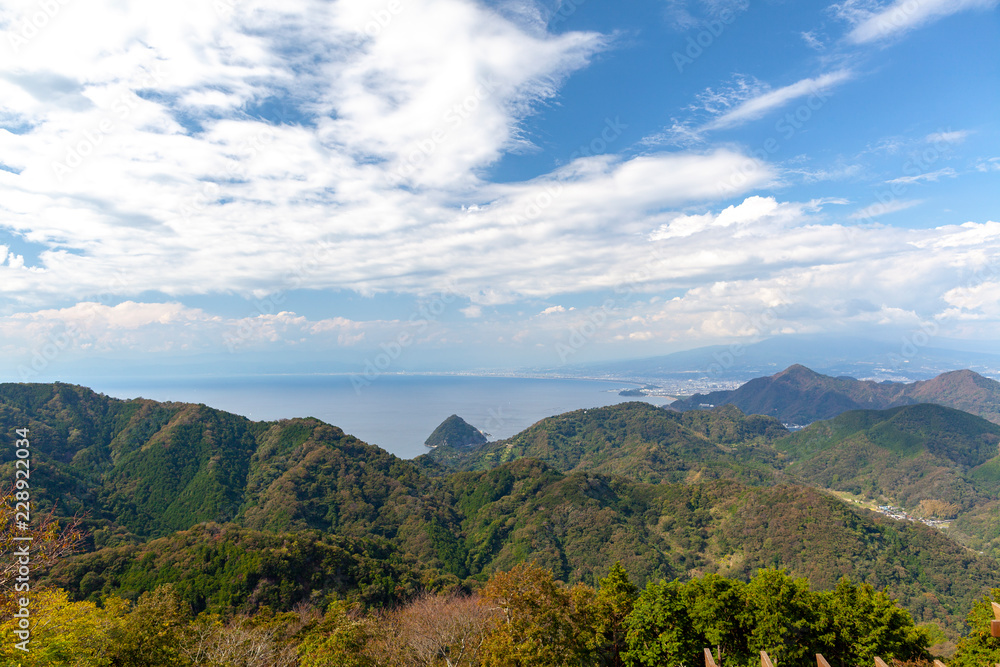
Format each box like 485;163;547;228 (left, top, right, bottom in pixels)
85;374;674;459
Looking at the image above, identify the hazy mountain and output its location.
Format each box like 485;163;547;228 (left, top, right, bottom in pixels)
670;365;1000;425
555;335;1000;383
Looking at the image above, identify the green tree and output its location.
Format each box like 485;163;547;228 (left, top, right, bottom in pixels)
738;569;819;667
623;579;701;667
952;590;1000;667
104;584;192;666
297;600;376;667
817;577;930;667
591;562;639;667
681;573;750;667
0;587;128;666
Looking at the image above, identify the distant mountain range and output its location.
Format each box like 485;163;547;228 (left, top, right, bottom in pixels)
670;365;1000;425
552;335;1000;383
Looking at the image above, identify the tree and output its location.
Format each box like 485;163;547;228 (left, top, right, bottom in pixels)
680;573;750;667
0;484;85;616
181;611;299;667
479;562;598;667
298;600;378;667
951;590;1000;667
817;577;930;667
103;584;192;666
391;592;498;666
591;562;639;667
623;579;701;667
0;587;127;666
738;569;819;667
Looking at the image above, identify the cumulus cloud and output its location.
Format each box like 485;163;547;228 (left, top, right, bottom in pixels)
0;0;787;310
2;0;999;370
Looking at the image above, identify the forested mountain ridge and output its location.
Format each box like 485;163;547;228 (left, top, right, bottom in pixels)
670;365;1000;424
422;402;787;484
0;382;457;565
776;403;1000;557
777;403;1000;506
4;381;1000;641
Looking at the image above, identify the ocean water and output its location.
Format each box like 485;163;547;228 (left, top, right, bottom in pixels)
86;374;674;459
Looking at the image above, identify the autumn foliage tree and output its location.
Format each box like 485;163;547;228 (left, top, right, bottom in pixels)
478;562;598;667
0;483;85;616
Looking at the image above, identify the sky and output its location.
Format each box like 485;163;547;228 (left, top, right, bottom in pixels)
1;0;999;382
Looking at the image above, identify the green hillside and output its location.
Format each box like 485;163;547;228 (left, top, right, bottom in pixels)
423;402;786;484
776;404;1000;516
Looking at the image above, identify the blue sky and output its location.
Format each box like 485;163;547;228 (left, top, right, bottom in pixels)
0;0;998;381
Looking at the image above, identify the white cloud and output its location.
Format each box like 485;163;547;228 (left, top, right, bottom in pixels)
0;0;780;312
649;196;843;241
2;0;999;367
837;0;1000;44
650;70;853;143
801;31;825;50
848;198;922;220
926;130;971;144
702;70;852;131
885;167;957;185
977;158;1000;172
461;305;483;318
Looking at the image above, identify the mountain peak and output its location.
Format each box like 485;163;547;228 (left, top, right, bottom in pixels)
424;414;487;449
777;364;821;377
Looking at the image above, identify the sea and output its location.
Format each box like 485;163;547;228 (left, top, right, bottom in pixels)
84;374;675;460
